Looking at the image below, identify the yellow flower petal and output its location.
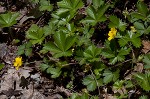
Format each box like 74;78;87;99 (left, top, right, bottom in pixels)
108;28;117;41
13;56;22;70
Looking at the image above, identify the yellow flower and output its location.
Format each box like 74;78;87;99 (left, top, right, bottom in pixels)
108;28;117;41
13;56;22;70
130;26;136;32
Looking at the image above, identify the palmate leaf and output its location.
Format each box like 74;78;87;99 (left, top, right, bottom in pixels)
102;46;130;64
82;75;103;91
143;54;150;69
101;49;115;58
83;45;101;62
43;42;62;53
39;0;53;11
134;72;150;91
47;67;62;78
103;69;119;84
118;31;141;48
139;95;148;99
43;31;76;58
82;4;109;26
57;0;83;18
92;0;104;9
110;48;130;64
109;15;126;31
0;12;19;27
131;12;146;21
40;64;49;71
54;31;66;51
137;1;148;16
26;24;45;44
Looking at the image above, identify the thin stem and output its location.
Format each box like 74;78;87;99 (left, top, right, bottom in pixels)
9;27;13;41
90;68;102;99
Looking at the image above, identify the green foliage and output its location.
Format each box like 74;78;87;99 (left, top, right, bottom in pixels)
69;93;97;99
134;72;150;91
47;67;62;78
118;31;142;48
17;42;32;57
113;80;124;90
82;75;103;91
102;41;131;64
39;0;53;11
40;63;61;78
109;15;126;31
26;24;45;44
0;12;19;27
139;95;149;99
76;24;94;46
56;0;83;20
0;63;4;70
83;45;101;62
42;31;76;58
143;54;150;69
103;69;119;84
81;3;110;26
136;1;148;17
4;0;150;98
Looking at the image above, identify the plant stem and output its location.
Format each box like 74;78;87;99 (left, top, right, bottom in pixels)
90;68;103;99
9;27;13;41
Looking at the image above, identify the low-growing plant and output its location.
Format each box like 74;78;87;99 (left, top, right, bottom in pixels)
0;0;150;98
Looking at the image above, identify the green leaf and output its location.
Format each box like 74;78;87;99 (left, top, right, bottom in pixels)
83;75;97;91
109;15;119;26
83;45;101;62
131;12;146;20
118;31;141;48
26;24;45;44
40;64;49;71
134;72;150;91
109;15;126;31
54;32;66;51
0;12;19;27
17;42;33;56
134;22;145;30
25;48;32;56
118;48;130;56
57;0;83;18
65;36;76;51
118;20;126;31
43;31;76;58
139;95;148;99
69;93;79;99
17;45;25;55
131;37;141;48
39;0;53;11
86;6;96;19
80;93;89;99
113;80;124;90
137;1;148;16
82;3;109;26
43;42;62;53
47;67;62;78
143;54;150;69
92;0;104;9
0;63;4;70
103;69;119;84
101;49;115;58
118;37;129;47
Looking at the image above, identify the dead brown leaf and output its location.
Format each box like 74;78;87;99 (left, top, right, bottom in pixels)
142;40;150;54
134;63;143;73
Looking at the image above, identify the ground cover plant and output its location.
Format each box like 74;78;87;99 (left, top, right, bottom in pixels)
0;0;150;99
